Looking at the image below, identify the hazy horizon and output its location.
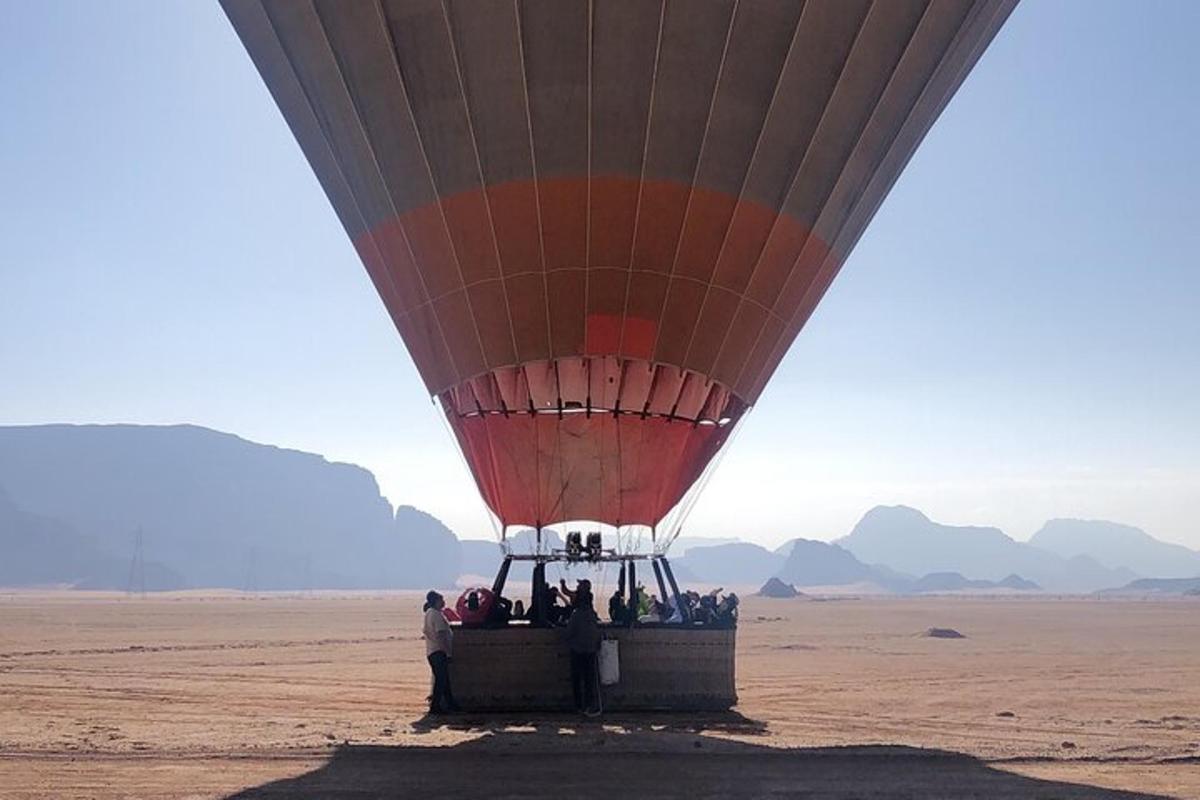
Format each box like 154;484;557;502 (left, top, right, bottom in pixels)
3;420;1191;558
3;1;1198;549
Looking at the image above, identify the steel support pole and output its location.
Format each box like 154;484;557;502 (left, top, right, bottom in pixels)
532;560;548;626
626;559;638;627
661;556;689;623
651;557;670;617
490;555;513;597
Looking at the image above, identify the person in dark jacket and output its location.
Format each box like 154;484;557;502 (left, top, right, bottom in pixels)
564;588;602;716
559;577;592;610
608;588;627;624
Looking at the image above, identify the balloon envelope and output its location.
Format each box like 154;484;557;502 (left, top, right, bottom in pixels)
224;0;1015;528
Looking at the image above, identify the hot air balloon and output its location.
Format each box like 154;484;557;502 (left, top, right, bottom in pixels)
223;0;1015;710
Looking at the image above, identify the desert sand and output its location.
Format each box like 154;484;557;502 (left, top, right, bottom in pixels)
1;591;1197;798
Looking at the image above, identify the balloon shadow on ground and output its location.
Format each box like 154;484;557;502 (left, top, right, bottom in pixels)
225;717;1172;800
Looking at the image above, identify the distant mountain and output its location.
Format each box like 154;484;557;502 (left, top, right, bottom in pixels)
0;486;186;590
910;572;1039;593
1030;519;1200;579
1098;577;1200;596
459;530;582;588
670;535;740;555
393;505;462;589
911;573;987;593
757;577;801;598
774;540;801;557
773;537;842;558
769;538;1042;594
677;543;784;586
5;425;1183;596
460;539;505;578
837;506;1134;593
0;424;459;590
775;538;894;588
662;558;702;586
502;527;562;555
996;573;1041;590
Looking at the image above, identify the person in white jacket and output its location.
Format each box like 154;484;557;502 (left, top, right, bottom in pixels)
422;590;459;714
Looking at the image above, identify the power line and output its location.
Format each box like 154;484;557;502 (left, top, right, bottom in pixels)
242;546;258;594
126;527;145;597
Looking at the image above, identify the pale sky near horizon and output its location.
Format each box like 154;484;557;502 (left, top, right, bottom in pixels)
2;1;1197;549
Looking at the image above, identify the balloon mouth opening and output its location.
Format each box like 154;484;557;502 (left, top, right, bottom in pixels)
439;356;749;427
433;357;751;534
450;406;736;428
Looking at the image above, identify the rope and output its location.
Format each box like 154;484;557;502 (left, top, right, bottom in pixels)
657;410;752;553
432;395;504;543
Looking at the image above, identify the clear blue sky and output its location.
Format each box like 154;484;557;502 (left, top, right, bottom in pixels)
2;1;1197;548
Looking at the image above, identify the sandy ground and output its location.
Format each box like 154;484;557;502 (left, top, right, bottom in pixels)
1;591;1197;798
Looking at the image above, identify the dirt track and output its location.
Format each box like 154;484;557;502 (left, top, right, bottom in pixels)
1;592;1197;798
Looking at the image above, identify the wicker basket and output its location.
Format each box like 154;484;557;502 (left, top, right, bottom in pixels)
447;625;737;711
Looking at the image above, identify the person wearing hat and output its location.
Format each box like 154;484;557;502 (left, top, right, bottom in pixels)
422;590;459;714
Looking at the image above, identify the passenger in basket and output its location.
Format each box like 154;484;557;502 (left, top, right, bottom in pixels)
559;577;593;610
635;584;651;617
487;594;513;626
608;588;628;624
664;595;684;624
564;588;602;717
546;583;569;625
638;595;665;624
714;592;740;627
